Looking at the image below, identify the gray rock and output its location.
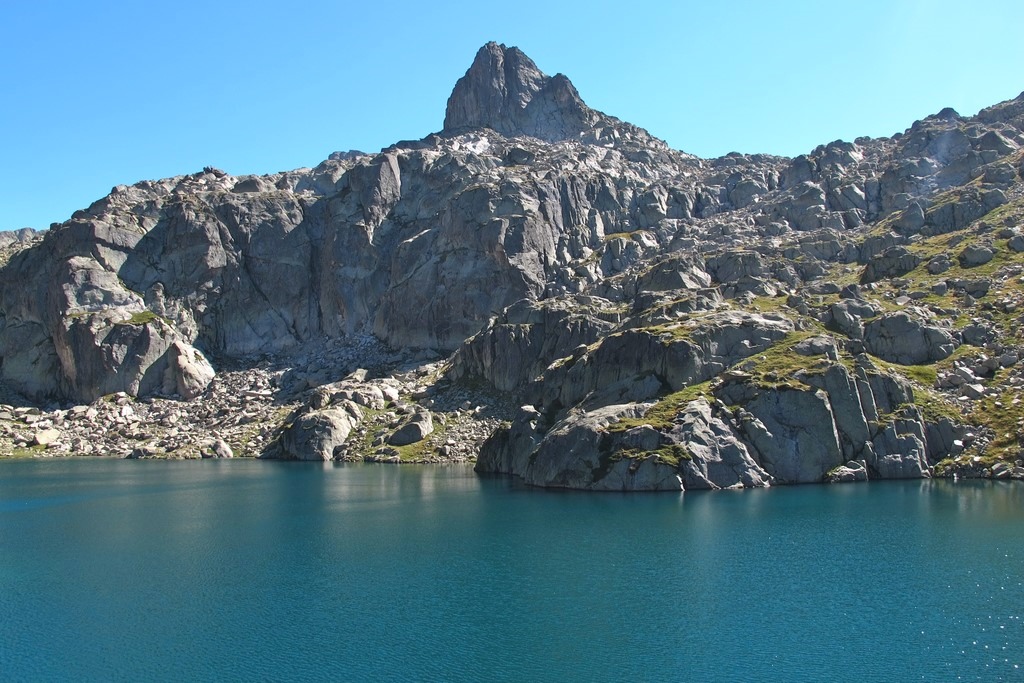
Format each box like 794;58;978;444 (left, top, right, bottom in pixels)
706;250;765;283
792;335;839;359
740;387;844;484
869;414;931;479
279;405;361;461
671;399;771;490
946;278;991;298
827;460;868;483
32;428;62;447
961;322;995;346
389;409;434;446
443;42;596;143
862;313;956;365
958;244;995;268
164;341;215;400
960;383;986;399
860;246;921;284
542;311;792;411
826;299;879;338
927;254;952;274
203;438;233;459
450;296;615;392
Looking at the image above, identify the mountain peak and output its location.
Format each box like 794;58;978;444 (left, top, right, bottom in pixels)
443;42;597;142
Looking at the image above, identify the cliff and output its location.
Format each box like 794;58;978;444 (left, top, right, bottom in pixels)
1;42;1023;488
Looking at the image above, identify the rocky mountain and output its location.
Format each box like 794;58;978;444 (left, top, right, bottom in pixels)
1;42;1023;489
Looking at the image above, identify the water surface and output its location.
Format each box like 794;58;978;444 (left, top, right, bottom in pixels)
1;460;1021;681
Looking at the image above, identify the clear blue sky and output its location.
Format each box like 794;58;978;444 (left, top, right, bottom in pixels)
2;0;1022;231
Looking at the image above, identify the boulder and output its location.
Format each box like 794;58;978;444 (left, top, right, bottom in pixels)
826;299;879;338
946;278;991;298
793;335;840;359
826;460;868;483
164;341;215;400
203;438;233;459
862;313;956;365
389;409;434;446
927;254;952;274
32;428;62;447
958;244;995;268
860;246;921;284
279;405;361;461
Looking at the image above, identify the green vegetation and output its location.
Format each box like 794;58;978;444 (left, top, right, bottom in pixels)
912;391;964;424
231;405;293;458
0;445;47;459
868;355;939;388
969;389;1024;462
339;405;456;462
601;229;653;243
114;310;167;326
605;380;713;433
650;443;692;466
737;330;836;389
743;294;791;315
591;443;692;483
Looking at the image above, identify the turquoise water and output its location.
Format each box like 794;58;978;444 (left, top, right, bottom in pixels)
1;460;1022;682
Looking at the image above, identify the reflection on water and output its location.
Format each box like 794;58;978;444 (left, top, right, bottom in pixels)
0;461;1021;682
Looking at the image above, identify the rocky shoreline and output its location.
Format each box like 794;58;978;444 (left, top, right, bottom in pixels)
1;326;1021;486
2;43;1024;490
0;335;512;465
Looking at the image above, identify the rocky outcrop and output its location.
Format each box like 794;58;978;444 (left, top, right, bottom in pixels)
442;41;673;156
538;311;793;411
860;246;921;283
443;42;598;143
478;354;968;490
671;399;771;490
0;79;701;404
2;42;1023;488
477;403;684;491
448;296;618;391
389;409;434;446
165;341;215;400
862;313;957;365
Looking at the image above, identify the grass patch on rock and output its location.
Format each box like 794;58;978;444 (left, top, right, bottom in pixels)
605;380;713;433
115;310;167;326
969;388;1024;462
591;443;691;483
734;330;835;389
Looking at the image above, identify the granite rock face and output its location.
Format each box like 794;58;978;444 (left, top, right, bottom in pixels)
478;357;966;490
443;42;595;143
1;46;1022;485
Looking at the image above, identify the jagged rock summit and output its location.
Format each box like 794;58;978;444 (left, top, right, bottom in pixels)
1;44;1023;489
443;41;598;142
442;41;671;153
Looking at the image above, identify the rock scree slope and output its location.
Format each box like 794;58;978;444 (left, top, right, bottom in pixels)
2;42;1024;489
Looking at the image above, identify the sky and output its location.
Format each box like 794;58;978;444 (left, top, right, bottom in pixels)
2;0;1023;231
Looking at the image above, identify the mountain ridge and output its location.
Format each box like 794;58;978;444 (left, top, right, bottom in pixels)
0;43;1023;490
